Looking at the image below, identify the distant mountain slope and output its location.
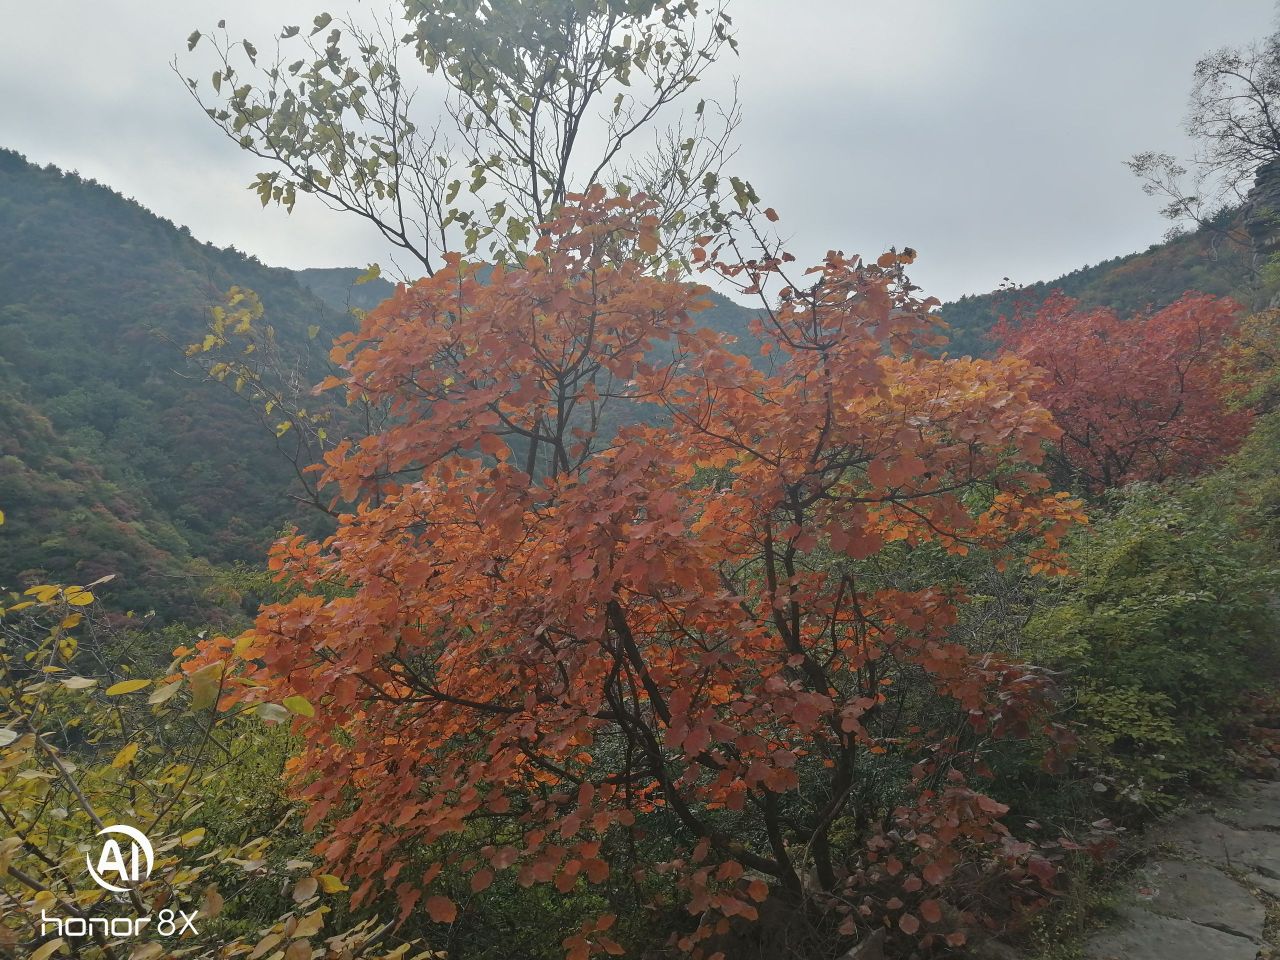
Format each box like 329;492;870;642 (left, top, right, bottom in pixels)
939;214;1255;356
0;149;349;617
301;214;1257;365
0;145;1255;618
297;267;765;357
295;267;396;314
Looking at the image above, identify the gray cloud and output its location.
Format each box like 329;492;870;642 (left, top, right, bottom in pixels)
0;0;1274;301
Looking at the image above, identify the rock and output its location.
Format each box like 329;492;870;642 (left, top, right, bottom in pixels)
968;939;1022;959
1139;859;1265;941
839;928;885;960
1218;781;1280;832
1155;812;1280;878
1245;158;1280;263
1083;907;1258;960
1246;871;1280;899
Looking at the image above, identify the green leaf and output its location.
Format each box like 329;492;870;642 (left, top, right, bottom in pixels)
283;695;315;718
354;262;381;285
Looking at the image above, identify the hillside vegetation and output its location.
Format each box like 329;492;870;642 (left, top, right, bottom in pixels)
940;213;1255;356
0;149;349;617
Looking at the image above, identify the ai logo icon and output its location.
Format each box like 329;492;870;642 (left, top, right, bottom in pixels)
86;824;153;892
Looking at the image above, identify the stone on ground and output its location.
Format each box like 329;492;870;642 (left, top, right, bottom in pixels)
1138;859;1265;941
1156;812;1280;878
1082;907;1259;960
1218;781;1280;832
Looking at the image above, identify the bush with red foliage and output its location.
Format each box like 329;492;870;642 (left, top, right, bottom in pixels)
993;292;1250;492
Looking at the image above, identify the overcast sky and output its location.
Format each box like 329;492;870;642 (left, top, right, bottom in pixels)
1;1;1275;302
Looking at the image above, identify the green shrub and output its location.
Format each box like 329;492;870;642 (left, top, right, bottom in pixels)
1024;473;1278;813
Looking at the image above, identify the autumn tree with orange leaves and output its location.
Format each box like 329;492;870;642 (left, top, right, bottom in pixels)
994;292;1251;493
187;190;1084;958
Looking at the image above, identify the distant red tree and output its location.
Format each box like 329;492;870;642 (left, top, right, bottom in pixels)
994;292;1251;491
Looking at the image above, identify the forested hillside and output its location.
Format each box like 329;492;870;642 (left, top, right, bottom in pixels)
0;149;349;617
940;212;1255;356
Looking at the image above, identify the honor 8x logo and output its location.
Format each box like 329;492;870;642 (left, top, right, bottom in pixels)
40;824;199;940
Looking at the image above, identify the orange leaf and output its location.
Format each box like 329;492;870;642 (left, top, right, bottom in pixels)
426;895;457;924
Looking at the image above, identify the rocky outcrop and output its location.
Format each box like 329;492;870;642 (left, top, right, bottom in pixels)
1244;158;1280;262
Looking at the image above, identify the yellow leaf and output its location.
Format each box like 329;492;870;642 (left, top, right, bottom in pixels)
105;679;151;696
111;743;139;768
0;508;5;525
255;703;291;723
30;938;65;960
282;695;314;718
189;662;222;711
355;262;381;285
60;613;82;629
248;933;282;960
24;585;59;602
317;873;348;894
0;835;23;876
66;591;94;607
180;828;206;847
148;679;183;705
293;908;324;937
